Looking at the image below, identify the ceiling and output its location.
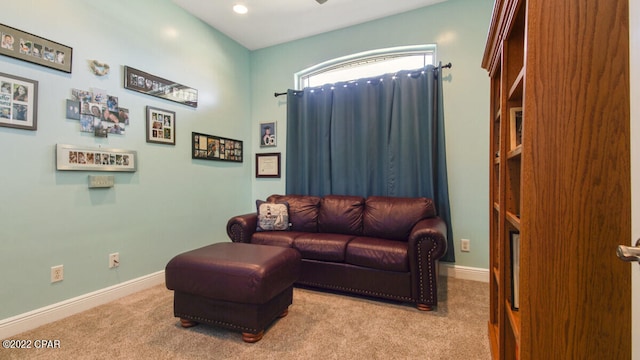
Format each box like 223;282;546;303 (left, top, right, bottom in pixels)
172;0;447;50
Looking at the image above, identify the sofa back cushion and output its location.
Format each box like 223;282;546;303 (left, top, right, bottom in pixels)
267;194;321;232
318;195;364;235
363;196;436;241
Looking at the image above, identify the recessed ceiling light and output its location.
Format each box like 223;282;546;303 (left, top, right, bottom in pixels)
233;4;248;14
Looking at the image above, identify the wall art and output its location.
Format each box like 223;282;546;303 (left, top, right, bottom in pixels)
88;59;110;76
124;66;197;108
256;152;281;178
146;106;175;145
510;231;520;311
192;132;243;163
0;72;38;130
56;144;137;172
67;88;129;137
260;121;276;147
0;23;72;73
509;107;523;151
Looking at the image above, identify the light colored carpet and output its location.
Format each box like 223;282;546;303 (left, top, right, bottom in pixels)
3;276;490;359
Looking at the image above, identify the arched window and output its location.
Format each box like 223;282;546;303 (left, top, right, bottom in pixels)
295;44;436;89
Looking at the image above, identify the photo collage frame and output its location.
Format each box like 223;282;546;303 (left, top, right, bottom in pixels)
192;132;243;163
0;72;38;130
66;88;130;137
56;144;137;172
0;23;72;73
124;66;198;108
146;106;175;145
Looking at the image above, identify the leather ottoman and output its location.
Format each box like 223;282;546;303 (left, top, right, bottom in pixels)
165;242;301;342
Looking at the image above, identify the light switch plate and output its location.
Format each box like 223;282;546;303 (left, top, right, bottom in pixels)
88;175;114;188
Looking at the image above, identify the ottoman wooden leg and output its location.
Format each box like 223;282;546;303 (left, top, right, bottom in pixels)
180;318;199;328
278;308;289;318
242;330;264;343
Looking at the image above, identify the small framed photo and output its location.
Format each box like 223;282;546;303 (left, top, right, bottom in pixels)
260;121;276;147
65;99;80;120
0;72;38;130
256;152;281;178
509;107;523;150
510;231;520;311
146;106;175;145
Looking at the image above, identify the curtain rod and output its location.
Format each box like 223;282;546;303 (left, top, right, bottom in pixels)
274;62;452;97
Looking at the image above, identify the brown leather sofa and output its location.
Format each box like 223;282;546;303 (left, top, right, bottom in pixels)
226;194;448;310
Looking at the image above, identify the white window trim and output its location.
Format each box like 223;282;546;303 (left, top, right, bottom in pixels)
294;44;437;90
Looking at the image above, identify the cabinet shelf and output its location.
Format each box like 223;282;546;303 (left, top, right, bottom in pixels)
485;3;526;359
508;67;524;100
506;211;521;230
507;145;522;159
505;301;521;346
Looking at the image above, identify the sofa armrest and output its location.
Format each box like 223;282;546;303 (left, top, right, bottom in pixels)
408;217;448;260
226;213;258;243
407;217;448;309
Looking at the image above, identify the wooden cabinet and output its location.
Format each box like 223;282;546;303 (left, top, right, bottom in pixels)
482;0;631;359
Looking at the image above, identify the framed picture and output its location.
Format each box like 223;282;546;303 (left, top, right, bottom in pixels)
0;23;72;73
146;106;175;145
191;132;243;162
65;99;80;120
56;144;137;172
70;88;129;137
124;66;197;108
510;231;520;311
0;72;38;130
256;152;281;178
509;107;523;150
260;122;277;147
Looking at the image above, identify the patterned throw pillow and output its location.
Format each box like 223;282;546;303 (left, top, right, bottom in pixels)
256;200;290;231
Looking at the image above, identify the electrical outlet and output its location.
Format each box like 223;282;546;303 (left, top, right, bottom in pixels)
461;239;471;252
109;253;120;268
51;265;64;283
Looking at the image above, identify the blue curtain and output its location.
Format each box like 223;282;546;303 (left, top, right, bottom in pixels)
286;65;454;262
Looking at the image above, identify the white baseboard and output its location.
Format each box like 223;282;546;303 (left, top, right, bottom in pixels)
0;265;486;339
439;263;489;283
0;270;165;339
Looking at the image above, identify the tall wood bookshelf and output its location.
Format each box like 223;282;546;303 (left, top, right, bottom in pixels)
482;0;631;359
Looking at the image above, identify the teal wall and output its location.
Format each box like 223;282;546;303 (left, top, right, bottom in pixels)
250;0;493;269
0;0;252;319
0;0;493;321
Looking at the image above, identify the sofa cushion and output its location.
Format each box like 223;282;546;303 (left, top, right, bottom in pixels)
293;233;354;262
256;200;290;231
363;196;436;241
345;237;409;272
318;195;364;236
267;194;320;232
252;231;306;248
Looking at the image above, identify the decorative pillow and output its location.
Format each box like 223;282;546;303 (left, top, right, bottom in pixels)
256;200;290;232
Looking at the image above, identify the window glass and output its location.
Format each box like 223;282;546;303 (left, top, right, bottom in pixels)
296;45;436;89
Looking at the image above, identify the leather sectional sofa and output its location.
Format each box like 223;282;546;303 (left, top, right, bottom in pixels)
226;194;448;310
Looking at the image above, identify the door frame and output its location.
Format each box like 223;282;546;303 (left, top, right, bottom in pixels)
630;0;639;357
